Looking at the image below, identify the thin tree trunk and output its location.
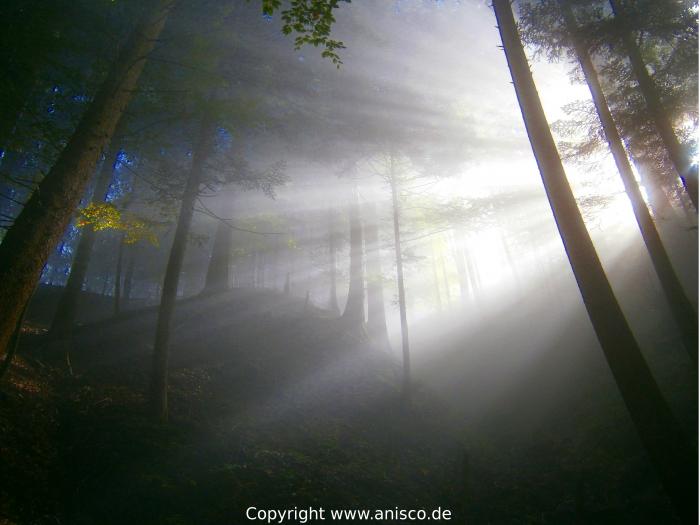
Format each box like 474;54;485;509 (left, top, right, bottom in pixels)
122;247;135;306
561;0;697;362
0;0;173;356
450;233;470;302
114;232;125;316
341;190;365;327
390;159;410;400
204;219;232;292
493;1;696;521
327;208;340;314
0;299;30;383
100;266;111;296
499;229;521;291
634;156;673;219
432;245;444;312
463;242;481;303
608;0;698;210
439;252;451;306
48;145;120;339
150;113;215;423
364;201;389;343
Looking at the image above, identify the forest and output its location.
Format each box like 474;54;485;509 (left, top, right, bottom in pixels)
0;0;697;523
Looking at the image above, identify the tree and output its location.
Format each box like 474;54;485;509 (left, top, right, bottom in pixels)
608;0;698;209
341;189;365;328
203;219;233;292
389;154;411;401
151;111;216;422
492;0;696;520
48;143;122;340
0;0;174;356
327;208;340;314
522;0;697;361
364;201;389;346
0;0;350;359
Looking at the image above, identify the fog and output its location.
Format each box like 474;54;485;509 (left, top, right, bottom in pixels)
2;0;697;523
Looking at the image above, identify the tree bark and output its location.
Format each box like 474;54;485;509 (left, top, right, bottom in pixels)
122;247;135;306
439;252;451;306
364;201;389;344
114;232;126;316
327;208;340;314
493;1;696;521
204;219;232;292
450;233;470;302
0;300;30;383
48;145;120;339
608;0;698;210
432;249;443;312
341;190;365;327
561;0;697;362
150;113;215;423
0;0;173;356
390;159;410;399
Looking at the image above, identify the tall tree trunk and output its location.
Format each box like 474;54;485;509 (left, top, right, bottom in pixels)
431;248;443;312
48;145;120;339
364;202;389;344
493;2;696;521
608;0;698;210
0;0;173;356
634;156;674;219
561;0;697;362
499;229;521;291
122;247;135;307
150;113;215;423
439;252;451;306
450;233;470;302
463;242;481;303
390;159;410;399
114;232;125;316
100;266;111;296
0;299;30;382
327;208;340;314
203;219;232;293
341;190;365;327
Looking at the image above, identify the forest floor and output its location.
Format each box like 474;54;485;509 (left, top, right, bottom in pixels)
1;288;465;525
0;283;694;524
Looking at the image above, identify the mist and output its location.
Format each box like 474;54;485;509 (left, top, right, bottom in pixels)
1;0;697;523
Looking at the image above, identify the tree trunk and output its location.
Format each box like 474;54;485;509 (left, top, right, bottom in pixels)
463;242;481;303
364;201;389;344
439;252;451;306
634;156;674;219
122;247;135;306
114;232;125;316
48;145;120;339
450;233;470;302
561;0;697;362
608;0;698;210
327;208;340;314
432;245;444;312
492;2;696;521
341;190;365;327
0;0;173;356
390;159;410;400
150;113;215;423
100;266;111;296
204;219;232;293
0;299;30;383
